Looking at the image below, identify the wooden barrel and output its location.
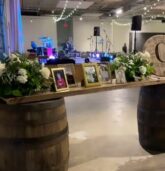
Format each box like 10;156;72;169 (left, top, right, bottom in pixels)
137;85;165;151
0;98;69;171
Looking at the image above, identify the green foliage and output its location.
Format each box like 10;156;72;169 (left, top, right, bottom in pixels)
0;53;52;98
111;52;155;82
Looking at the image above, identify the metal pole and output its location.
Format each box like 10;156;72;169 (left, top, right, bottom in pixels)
134;31;137;54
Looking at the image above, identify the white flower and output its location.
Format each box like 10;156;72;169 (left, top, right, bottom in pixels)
139;66;147;75
18;68;27;76
9;54;21;63
143;51;151;62
114;57;120;63
137;51;151;62
129;60;134;65
119;66;126;71
137;52;144;58
40;67;50;79
10;54;18;60
0;62;6;76
16;75;28;84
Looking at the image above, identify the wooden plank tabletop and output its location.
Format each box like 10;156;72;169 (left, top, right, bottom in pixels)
1;76;165;105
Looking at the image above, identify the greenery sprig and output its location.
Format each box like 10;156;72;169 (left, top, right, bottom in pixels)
0;53;52;97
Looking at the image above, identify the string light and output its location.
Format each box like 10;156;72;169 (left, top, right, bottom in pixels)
53;0;82;22
142;0;163;21
143;7;147;10
54;0;69;22
61;1;82;20
112;20;131;26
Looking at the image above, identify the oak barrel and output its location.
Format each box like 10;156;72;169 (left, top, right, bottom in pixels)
137;85;165;151
0;98;69;171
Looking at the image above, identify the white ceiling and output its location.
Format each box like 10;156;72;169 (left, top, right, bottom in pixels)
56;1;94;9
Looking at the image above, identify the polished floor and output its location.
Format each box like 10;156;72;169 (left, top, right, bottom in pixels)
65;88;165;171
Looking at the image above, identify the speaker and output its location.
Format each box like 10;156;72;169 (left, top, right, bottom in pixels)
94;27;100;36
131;15;142;31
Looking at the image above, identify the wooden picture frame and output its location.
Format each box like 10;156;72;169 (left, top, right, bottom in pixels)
98;63;112;83
115;69;127;84
82;63;101;87
51;68;69;92
57;64;76;87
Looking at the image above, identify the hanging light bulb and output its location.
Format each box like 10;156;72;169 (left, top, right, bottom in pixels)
143;7;147;10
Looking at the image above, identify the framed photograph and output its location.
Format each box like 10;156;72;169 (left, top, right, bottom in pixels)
57;64;76;87
98;63;112;83
115;69;127;84
51;68;69;92
82;63;101;87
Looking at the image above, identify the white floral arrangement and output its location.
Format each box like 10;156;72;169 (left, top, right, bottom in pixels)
0;53;52;97
112;51;155;82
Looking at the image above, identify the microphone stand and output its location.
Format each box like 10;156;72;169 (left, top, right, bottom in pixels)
95;36;98;52
103;29;112;53
133;31;137;54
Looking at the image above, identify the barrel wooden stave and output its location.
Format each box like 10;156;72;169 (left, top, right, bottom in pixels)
0;98;69;171
138;85;165;151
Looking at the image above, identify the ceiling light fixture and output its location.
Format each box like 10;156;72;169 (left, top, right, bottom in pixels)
54;0;82;22
116;8;123;15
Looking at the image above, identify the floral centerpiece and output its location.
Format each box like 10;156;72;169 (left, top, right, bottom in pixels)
0;53;52;97
111;51;155;82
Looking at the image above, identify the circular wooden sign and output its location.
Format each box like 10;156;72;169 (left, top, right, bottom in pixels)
156;42;165;62
144;35;165;76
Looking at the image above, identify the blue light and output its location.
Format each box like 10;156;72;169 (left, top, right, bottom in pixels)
96;53;100;59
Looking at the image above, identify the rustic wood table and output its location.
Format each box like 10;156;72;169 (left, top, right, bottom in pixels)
0;77;165;171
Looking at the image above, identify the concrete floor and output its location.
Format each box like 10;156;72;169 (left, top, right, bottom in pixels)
65;88;165;171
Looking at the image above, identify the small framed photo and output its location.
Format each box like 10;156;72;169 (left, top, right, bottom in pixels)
115;69;127;84
82;63;101;87
51;68;69;92
98;63;112;83
57;64;76;87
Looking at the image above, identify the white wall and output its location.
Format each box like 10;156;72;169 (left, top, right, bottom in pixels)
73;18;165;53
73;17;131;52
22;16;57;51
73;18;113;52
142;21;165;32
22;16;165;53
112;21;131;52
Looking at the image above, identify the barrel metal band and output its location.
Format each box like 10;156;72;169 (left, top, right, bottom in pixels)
0;125;68;148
